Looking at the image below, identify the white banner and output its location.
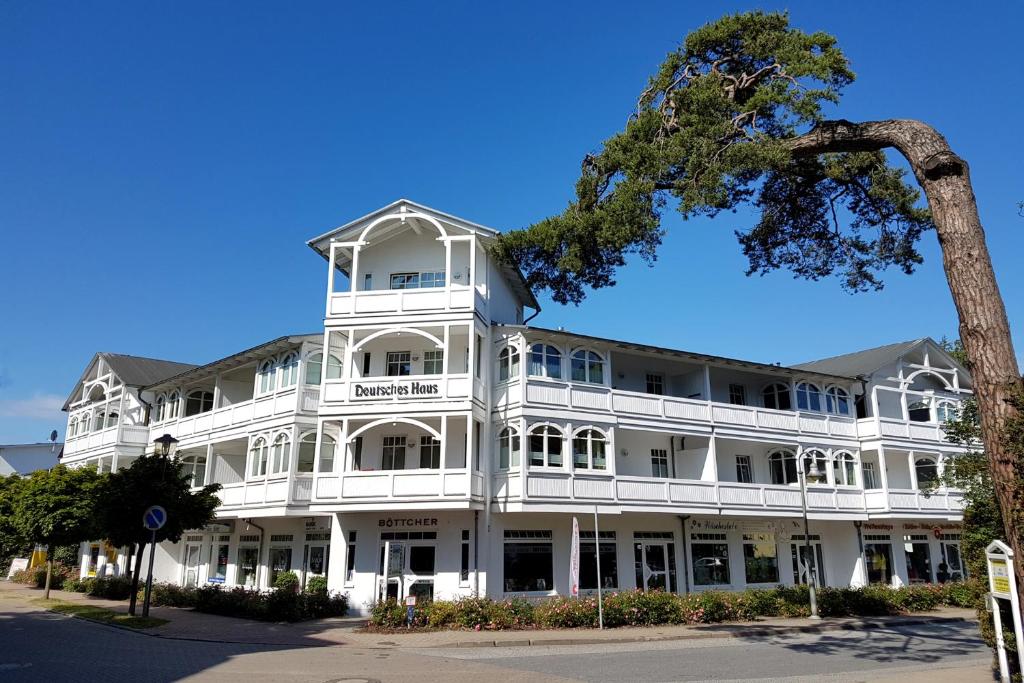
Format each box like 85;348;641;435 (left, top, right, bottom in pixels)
570;517;580;597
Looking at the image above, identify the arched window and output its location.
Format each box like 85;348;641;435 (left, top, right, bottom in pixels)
271;434;291;475
529;344;562;379
498;346;521;382
154;395;166;423
768;450;798;485
249;438;268;478
825;386;850;415
915;457;939;489
528;424;563;467
832;451;857;486
184;390;214;417
93;411;106;431
796;382;822;412
803;449;828;481
167;391;180;420
105;411;119;429
258;360;276;394
572;429;607;470
78;415;89;434
305;353;323;385
180;455;207;488
570;350;604;384
69;418;78;437
936;400;957;422
297;432;316;473
318;434;336;473
497;426;521;470
762;383;792;411
908;399;931;423
280;352;299;388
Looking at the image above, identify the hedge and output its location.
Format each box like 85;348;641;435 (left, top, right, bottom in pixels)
369;581;982;630
147;582;348;622
10;563;75;590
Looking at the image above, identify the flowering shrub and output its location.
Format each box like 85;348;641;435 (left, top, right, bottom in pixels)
11;563;74;590
367;582;973;631
192;585;348;622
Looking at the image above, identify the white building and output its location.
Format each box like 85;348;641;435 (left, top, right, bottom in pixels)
0;442;62;476
62;200;970;608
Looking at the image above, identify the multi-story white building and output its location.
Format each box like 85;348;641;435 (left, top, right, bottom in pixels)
62;200;970;611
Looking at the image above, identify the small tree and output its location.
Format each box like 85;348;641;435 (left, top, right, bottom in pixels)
94;454;221;615
13;465;103;599
0;475;30;576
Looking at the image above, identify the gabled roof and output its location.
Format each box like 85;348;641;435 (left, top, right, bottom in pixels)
793;339;925;377
64;352;198;410
306;198;540;311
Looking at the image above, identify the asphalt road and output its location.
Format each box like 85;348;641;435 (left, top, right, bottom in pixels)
0;598;993;683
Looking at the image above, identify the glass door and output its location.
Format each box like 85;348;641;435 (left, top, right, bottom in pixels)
791;541;825;587
377;540;436;601
939;542;965;582
378;540;405;601
182;544;202;587
303;544;328;588
638;542;669;592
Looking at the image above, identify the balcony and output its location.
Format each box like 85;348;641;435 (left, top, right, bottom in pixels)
152;387;318;445
321;375;475;405
311;469;485;503
865;488;965;514
858;417;949;443
215;475;316;509
63;422;151;457
328;285;480;317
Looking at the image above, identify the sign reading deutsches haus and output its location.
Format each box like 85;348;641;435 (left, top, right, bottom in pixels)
354;381;441;399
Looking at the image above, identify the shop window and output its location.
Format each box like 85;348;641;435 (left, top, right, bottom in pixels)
691;533;730;586
572;429;607;470
908;399;931;422
386;351;411;377
570;349;604;384
419;436;441;469
269;547;293;585
768;450;798;485
743;533;779;584
646;374;664;396
498;426;521;470
825;386;850;415
529;344;562;379
185;390;214;417
346;531;357;584
762;383;792;411
904;534;932;584
735;455;753;483
580;531;618;589
650;449;670;478
237;546;259;587
279;352;299;388
915;457;939;489
498;346;520;382
528;425;563;468
728;384;746;406
382;436;407;470
503;530;553;593
460;530;471;585
212;543;229;584
864;535;894;584
423;350;444;375
796;382;822;412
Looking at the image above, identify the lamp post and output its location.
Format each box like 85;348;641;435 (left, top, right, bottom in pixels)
142;434;178;617
799;451;825;619
153;433;179;458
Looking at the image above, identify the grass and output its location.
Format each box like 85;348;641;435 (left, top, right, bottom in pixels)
32;598;168;629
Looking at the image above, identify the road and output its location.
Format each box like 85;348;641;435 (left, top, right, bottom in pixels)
0;598;992;682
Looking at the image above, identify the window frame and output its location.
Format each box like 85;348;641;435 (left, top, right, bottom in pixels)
184;389;214;417
768;449;798;485
385;351;412;377
249;437;269;478
422;349;444;375
650;448;670;478
728;383;747;406
502;530;555;594
279;352;299;388
915;456;939;489
762;383;792;411
735;455;753;483
497;345;521;382
270;433;291;476
825;385;851;415
528;344;563;380
527;424;563;468
645;373;664;396
832;451;858;487
571;428;607;471
258;360;276;394
497;426;521;470
382;435;407;470
570;349;605;385
796;382;823;412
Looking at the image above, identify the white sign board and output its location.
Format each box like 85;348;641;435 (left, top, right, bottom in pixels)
986;540;1024;682
6;558;28;579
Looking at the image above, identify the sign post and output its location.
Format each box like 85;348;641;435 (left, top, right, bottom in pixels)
405;595;416;628
986;540;1024;682
594;505;604;630
141;505;167;618
569;517;580;598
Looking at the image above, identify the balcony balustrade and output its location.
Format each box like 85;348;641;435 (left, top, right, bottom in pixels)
311;468;485;503
857;417;950;443
328;285;481;317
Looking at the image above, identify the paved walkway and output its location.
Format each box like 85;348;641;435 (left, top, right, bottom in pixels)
0;580;979;650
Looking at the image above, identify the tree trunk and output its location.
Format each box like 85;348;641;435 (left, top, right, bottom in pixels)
791;119;1024;589
128;542;144;616
43;558;52;601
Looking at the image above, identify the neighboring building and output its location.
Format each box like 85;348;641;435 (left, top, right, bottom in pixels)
61;199;970;608
0;442;62;476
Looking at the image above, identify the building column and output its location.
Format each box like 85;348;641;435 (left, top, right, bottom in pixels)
327;513;347;591
908;451;918;491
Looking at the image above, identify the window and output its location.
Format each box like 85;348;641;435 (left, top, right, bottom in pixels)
862;461;879;489
382;436;406;470
908;399;931;422
768;450;798;485
570;350;605;384
825;386;850;415
351;436;363;470
497;426;521;469
269;547;293;586
181;455;207;488
529;344;562;379
279;352;299;388
419;436;441;469
743;533;779;584
735;455;753;483
762;383;792;411
864;536;894;584
390;270;445;289
796;382;822;411
271;434;291;475
167;391;180;420
646;374;664;395
581;531;618;589
249;438;268;478
936;400;957;422
423;350;444;375
361;352;371;376
691;532;730;586
791;535;826;586
258;360;276;394
318;434;336;473
154;396;166;423
475;334;482;378
238;546;259;587
803;449;828;480
297;433;316;473
904;534;933;584
528;425;563;467
184;390;214;417
460;530;471;585
105;411;119;428
651;448;669;478
728;384;746;406
915;457;939;488
69;418;78;436
363;273;373;290
305;353;323;385
386;351;411;377
93;411;105;431
833;452;857;486
498;346;520;382
503;530;553;593
212;543;229;584
346;531;357;584
572;429;607;470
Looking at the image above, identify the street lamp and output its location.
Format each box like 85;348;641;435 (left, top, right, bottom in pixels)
799;451;825;619
153;433;179;458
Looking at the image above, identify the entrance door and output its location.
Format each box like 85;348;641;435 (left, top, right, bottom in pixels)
864;542;894;584
638;542;669;592
939;542;965;582
182;544;202;587
378;540;436;601
303;544;329;588
791;541;825;587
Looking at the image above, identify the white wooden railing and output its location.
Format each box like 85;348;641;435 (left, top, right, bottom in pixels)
329;285;474;317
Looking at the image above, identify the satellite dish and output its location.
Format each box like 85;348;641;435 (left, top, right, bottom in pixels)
49;430;58;443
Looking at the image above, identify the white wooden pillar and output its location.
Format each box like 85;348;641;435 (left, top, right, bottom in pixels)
439;414;448;476
465;415;474;472
908;450;918;490
349;244;360;293
702;365;712;401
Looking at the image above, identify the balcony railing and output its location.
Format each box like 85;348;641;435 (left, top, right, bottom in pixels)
311;469;485;502
328;285;478;317
63;422;151;456
858;417;949;443
151;386;318;443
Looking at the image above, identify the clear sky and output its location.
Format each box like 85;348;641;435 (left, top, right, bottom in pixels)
1;1;1021;444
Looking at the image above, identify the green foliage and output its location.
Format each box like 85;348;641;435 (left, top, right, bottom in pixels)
192;585;347;622
273;570;300;593
50;544;81;567
85;576;134;600
0;475;29;576
305;575;328;594
494;11;932;304
149;582;198;608
13;465;103;551
11;563;74;589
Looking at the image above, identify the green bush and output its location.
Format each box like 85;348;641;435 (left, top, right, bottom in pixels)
150;582;198;608
273;571;300;593
63;577;93;593
86;576;134;600
11;563;74;589
305;575;328;594
192;584;347;622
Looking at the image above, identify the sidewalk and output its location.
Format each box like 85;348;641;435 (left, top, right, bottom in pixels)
0;580;978;650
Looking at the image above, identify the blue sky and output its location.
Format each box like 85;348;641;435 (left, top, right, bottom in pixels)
1;1;1021;444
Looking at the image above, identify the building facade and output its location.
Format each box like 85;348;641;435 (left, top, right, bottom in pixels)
62;200;970;611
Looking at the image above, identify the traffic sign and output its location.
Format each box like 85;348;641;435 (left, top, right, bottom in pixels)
143;505;167;531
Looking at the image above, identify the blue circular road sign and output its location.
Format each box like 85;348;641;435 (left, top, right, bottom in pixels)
143;505;167;531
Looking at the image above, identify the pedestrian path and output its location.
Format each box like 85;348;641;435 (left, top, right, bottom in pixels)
0;580;978;650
